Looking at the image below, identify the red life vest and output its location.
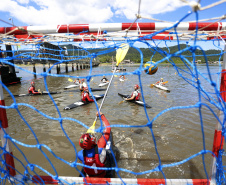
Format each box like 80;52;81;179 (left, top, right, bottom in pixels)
83;145;106;177
28;86;35;94
82;91;94;102
82;91;88;102
131;90;141;101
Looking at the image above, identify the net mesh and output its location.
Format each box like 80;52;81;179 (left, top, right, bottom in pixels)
0;1;226;185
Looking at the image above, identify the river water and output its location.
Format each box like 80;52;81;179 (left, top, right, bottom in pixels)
2;63;222;180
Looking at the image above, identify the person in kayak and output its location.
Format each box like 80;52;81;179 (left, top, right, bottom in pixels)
155;78;164;86
74;78;80;85
28;81;41;94
81;87;94;103
78;111;111;177
101;76;109;83
125;84;141;101
119;75;125;80
80;79;88;92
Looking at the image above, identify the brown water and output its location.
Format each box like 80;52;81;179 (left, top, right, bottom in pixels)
2;64;222;180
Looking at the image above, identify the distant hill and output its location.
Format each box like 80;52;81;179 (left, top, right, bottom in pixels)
62;44;223;64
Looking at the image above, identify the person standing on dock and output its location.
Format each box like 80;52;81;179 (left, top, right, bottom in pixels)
78;111;111;177
124;84;141;101
28;81;41;94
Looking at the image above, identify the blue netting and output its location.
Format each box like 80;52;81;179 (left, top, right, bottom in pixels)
0;12;226;185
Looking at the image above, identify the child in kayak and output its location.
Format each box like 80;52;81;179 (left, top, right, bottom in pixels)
74;78;80;85
28;81;41;94
81;87;94;103
155;78;164;86
78;111;111;177
124;84;141;101
101;76;109;83
119;75;125;81
80;79;88;92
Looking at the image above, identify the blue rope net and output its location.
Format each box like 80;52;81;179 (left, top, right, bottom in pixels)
0;14;226;185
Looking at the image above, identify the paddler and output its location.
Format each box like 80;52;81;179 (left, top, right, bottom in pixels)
124;84;141;101
81;87;94;103
78;111;111;177
119;75;125;80
79;79;88;92
28;81;41;94
101;76;109;83
74;78;80;85
155;78;164;86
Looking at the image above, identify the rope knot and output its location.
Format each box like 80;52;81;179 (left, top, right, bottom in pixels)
91;53;97;58
189;1;201;12
28;164;34;171
135;14;141;19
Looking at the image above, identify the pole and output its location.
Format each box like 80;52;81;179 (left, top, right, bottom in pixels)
209;44;226;184
0;72;16;177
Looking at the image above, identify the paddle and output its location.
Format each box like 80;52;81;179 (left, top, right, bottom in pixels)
163;81;168;85
38;89;42;94
68;78;74;82
87;43;129;134
118;97;127;105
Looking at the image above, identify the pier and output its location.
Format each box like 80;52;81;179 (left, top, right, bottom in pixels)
0;42;100;85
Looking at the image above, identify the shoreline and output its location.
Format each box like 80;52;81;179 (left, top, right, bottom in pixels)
9;62;222;68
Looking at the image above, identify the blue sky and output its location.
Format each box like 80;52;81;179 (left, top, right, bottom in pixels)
0;0;225;50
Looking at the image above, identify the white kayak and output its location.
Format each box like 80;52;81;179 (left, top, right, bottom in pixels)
154;84;170;92
99;82;109;87
64;84;79;90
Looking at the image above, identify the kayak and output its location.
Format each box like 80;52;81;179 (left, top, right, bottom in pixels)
10;91;61;97
153;84;170;92
64;84;79;90
118;93;151;108
99;82;109;87
64;88;106;93
64;94;104;110
79;131;115;178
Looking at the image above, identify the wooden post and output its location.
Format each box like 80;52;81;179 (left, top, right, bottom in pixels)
65;63;68;73
43;64;46;72
72;63;74;72
48;63;51;73
33;63;36;78
56;64;60;74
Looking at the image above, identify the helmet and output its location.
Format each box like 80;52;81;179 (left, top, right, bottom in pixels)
84;87;88;91
79;133;96;150
82;79;85;82
134;84;139;89
31;81;35;86
161;78;163;80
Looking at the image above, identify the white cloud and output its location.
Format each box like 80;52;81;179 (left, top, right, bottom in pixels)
17;0;29;4
0;0;187;26
113;0;185;20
